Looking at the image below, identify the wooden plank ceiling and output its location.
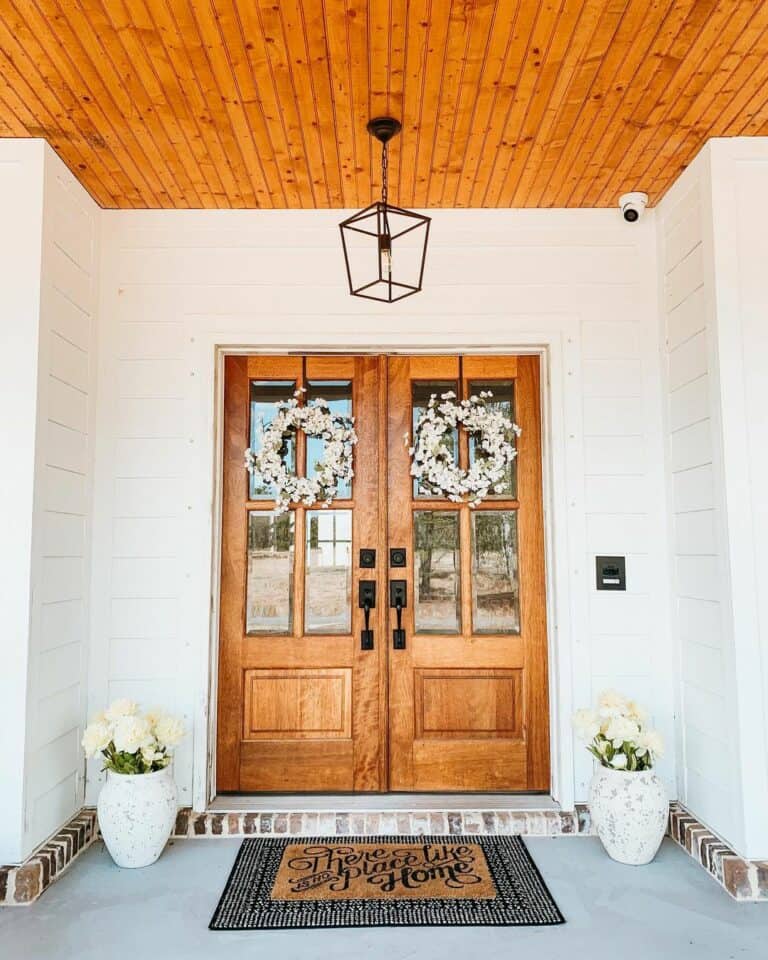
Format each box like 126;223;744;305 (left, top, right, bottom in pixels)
1;1;767;209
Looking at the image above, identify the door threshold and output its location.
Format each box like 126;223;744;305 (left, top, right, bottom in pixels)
208;793;561;813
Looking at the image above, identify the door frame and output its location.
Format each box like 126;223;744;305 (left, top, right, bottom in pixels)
190;323;587;812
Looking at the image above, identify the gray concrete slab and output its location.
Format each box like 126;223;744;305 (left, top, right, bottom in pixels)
1;837;766;960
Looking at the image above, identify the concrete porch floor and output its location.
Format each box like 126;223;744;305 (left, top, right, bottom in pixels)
1;837;766;959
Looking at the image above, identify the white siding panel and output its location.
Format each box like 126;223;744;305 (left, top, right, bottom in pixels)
112;518;180;557
583;397;644;436
673;509;717;556
42;512;86;557
668;330;708;391
111;558;180;599
586;514;651;554
669;375;709;432
49;333;88;392
118;359;187;399
113;438;187;478
48;375;88;432
113;477;181;517
48;286;91;351
678;597;722;649
582;359;642;398
40;600;85;652
115;398;186;439
676;556;719;601
37;642;82;699
41;557;83;604
670;419;712;473
665;245;703;311
109;636;178;680
110;598;178;638
584;436;645;475
673;464;714;513
44;466;87;515
667;285;706;350
584;476;647;513
45;420;87;474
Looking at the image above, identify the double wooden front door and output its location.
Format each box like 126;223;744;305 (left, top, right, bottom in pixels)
217;354;549;794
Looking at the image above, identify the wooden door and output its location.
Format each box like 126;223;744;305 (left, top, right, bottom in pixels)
217;355;387;792
387;355;549;791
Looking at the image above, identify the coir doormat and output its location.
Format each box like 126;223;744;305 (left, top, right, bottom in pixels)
209;835;564;929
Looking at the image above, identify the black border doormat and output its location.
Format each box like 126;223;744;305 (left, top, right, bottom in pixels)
209;835;564;929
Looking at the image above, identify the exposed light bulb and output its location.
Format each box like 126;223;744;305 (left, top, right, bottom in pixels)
379;233;392;276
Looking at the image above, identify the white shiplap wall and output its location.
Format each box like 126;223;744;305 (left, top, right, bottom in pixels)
25;151;99;856
87;208;674;808
657;138;768;859
657;147;736;839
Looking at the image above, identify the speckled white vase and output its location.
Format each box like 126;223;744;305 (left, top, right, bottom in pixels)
97;768;178;868
589;766;668;865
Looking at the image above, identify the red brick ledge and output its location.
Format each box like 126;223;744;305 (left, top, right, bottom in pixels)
668;803;768;901
171;804;595;838
0;809;98;906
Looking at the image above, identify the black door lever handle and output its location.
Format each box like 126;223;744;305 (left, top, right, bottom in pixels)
358;581;376;650
390;580;407;649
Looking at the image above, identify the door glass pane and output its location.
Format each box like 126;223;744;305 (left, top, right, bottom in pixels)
414;511;461;634
471;511;520;634
306;380;353;499
412;380;458;497
249;380;296;499
306;510;352;634
468;379;517;498
246;512;294;634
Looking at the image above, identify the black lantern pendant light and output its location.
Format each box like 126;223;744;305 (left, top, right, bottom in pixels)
339;117;431;303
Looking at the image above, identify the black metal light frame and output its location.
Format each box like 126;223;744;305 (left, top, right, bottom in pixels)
339;117;431;303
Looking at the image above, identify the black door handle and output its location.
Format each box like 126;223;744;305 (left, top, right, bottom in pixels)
358;581;376;650
390;580;407;649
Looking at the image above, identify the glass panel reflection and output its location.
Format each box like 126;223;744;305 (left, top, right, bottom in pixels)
246;512;294;635
249;380;296;499
471;511;520;634
305;510;352;634
412;380;458;497
306;380;353;499
414;511;461;634
469;379;517;498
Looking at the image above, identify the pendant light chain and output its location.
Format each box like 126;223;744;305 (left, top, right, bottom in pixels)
381;139;388;207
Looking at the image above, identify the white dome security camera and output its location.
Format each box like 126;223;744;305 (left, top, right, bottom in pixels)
618;192;648;223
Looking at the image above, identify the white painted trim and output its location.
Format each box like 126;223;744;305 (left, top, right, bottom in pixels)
185;317;586;813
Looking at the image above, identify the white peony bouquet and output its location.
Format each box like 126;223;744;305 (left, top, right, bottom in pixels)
82;699;185;775
573;691;663;772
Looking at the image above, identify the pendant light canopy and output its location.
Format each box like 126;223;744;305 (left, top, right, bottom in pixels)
339;117;431;303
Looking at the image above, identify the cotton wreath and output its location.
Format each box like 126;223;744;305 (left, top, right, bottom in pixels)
244;389;357;515
406;390;521;506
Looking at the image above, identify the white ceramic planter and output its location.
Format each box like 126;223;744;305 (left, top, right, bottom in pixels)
97;768;178;868
589;766;668;865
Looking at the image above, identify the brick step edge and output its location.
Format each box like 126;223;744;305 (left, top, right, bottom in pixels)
0;809;98;906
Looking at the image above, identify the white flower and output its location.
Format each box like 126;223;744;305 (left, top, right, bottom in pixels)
82;721;112;757
112;714;153;754
154;714;185;750
596;689;629;719
105;698;138;722
604;715;640;747
572;708;600;742
636;728;664;759
610;752;628;769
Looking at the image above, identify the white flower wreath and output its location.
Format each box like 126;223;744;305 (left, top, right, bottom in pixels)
244;389;357;515
406;390;521;506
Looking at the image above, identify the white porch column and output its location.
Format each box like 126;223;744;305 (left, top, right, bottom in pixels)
0;141;98;865
658;137;768;860
0;141;46;864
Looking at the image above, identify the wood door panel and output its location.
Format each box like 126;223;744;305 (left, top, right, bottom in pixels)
243;668;352;740
412;741;527;792
415;669;523;739
240;741;354;793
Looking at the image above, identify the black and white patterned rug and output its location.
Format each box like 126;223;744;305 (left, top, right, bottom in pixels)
209;835;564;929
